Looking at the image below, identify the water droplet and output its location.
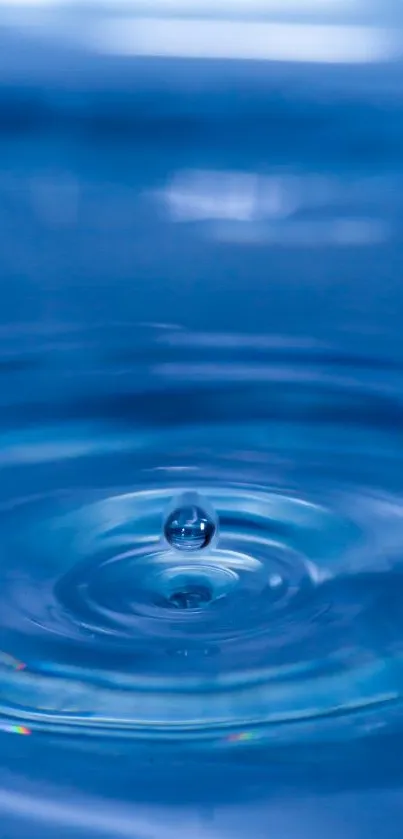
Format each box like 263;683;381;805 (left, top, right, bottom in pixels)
164;493;216;552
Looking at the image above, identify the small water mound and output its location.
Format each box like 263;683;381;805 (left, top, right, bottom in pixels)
167;584;213;610
154;564;236;612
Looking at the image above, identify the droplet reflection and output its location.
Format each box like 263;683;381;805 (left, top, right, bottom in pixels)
168;583;213;610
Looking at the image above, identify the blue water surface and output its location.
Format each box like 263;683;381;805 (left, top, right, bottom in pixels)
1;2;403;837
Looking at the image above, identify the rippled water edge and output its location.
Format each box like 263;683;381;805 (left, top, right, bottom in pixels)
1;323;403;772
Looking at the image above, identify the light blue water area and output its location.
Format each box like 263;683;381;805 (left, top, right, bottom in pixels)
1;4;403;838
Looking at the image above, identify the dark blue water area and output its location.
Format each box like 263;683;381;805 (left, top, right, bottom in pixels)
2;17;403;837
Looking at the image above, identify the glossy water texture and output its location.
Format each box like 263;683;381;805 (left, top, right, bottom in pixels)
3;363;403;749
2;3;403;838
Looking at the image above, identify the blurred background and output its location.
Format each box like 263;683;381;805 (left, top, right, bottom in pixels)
0;0;402;369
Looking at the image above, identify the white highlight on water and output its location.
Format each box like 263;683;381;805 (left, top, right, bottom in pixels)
90;19;397;64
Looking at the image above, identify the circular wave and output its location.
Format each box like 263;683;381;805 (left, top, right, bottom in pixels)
1;343;403;749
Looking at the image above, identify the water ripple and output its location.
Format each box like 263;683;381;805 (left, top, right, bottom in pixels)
0;342;403;750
